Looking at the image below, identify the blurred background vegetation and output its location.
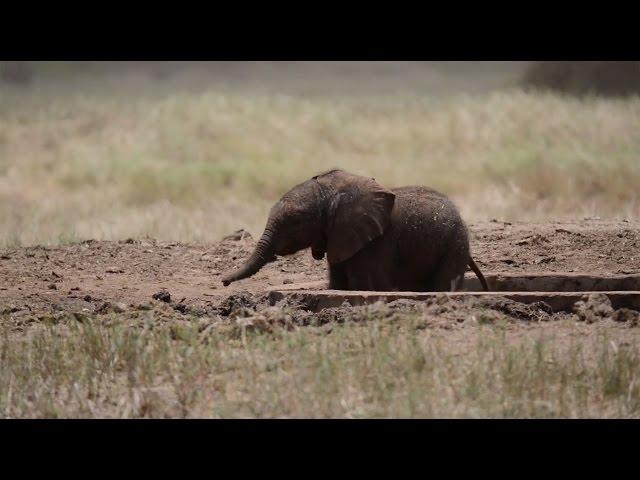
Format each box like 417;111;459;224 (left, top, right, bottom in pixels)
1;61;639;247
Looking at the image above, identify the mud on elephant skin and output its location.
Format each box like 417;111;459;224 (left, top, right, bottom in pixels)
221;169;487;292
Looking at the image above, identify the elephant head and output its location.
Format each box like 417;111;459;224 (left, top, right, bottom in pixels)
221;169;396;286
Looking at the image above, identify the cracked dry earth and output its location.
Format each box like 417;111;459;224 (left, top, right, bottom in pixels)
1;219;640;325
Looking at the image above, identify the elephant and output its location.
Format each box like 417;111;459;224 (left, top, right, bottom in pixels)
221;169;488;292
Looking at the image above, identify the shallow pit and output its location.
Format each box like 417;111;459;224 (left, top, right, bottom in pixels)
267;273;640;313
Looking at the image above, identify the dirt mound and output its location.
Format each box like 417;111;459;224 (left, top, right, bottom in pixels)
573;293;640;325
476;297;553;322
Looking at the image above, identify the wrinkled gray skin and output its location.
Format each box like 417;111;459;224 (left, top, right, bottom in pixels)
221;169;487;292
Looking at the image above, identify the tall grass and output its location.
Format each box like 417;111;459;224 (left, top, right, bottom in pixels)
1;87;639;247
2;311;639;418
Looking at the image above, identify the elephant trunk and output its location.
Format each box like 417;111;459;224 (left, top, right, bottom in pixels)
221;226;275;286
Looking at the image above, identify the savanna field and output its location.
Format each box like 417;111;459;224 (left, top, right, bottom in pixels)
1;62;640;418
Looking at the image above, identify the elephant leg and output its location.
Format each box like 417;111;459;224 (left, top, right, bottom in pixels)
425;252;468;292
328;262;349;290
452;274;465;292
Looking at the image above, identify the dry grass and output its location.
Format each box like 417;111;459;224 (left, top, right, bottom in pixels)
1;84;639;247
2;309;640;418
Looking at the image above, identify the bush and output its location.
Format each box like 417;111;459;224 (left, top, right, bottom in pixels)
521;61;640;97
0;61;34;85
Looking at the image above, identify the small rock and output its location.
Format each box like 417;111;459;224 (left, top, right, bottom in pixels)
283;279;294;284
173;303;189;314
106;267;124;274
113;302;128;313
537;256;556;264
222;229;253;241
72;312;89;323
152;290;171;303
95;302;110;314
1;305;21;314
48;284;57;290
83;295;92;302
96;301;127;314
613;308;640;324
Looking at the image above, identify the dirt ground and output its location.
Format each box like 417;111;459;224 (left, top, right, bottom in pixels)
1;219;639;325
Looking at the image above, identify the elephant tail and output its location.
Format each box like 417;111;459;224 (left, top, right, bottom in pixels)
469;257;489;291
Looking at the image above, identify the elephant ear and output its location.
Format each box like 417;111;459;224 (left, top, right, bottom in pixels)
325;176;395;264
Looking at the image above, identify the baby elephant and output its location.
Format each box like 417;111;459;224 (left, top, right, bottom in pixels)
222;169;488;292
